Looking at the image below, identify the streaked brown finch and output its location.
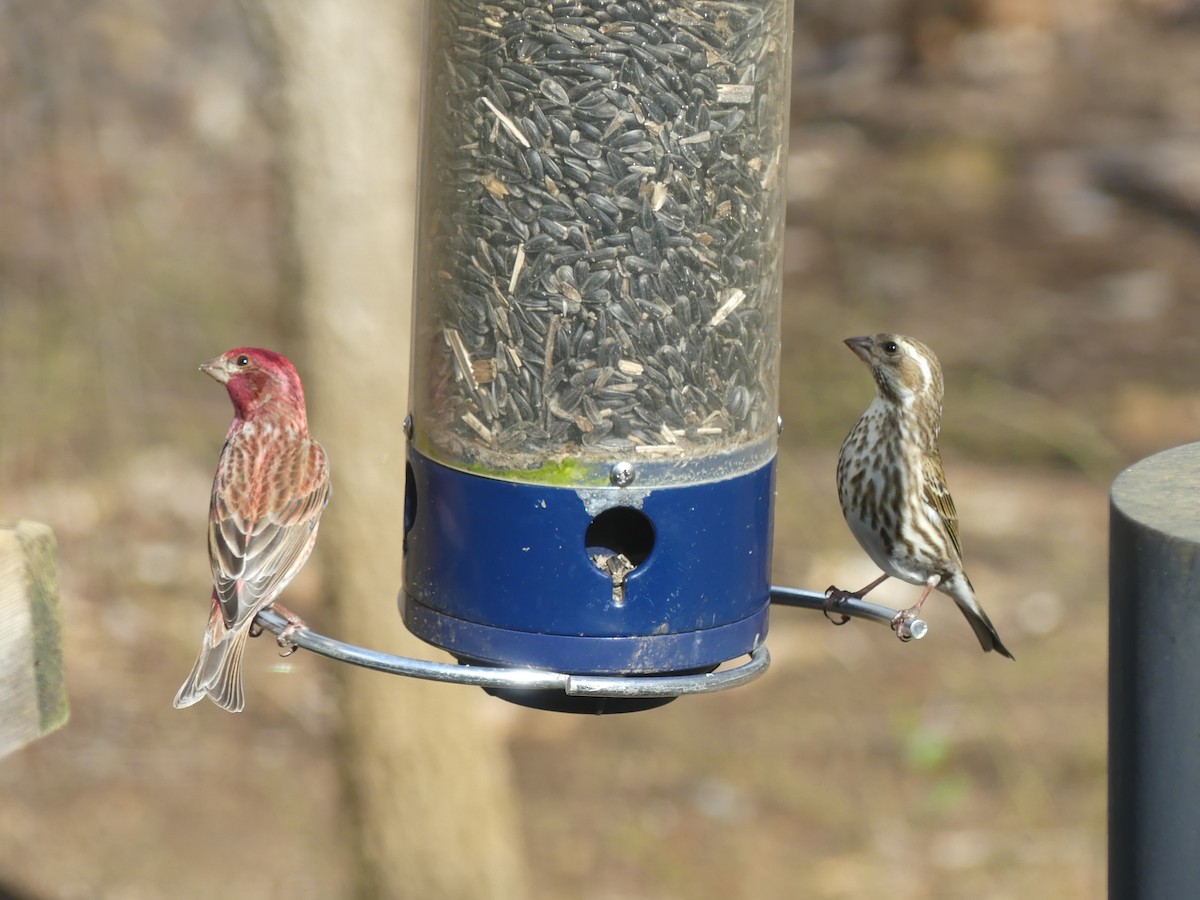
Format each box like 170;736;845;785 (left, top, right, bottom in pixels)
827;333;1013;659
174;348;331;712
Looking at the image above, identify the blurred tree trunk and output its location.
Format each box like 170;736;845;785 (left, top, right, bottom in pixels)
249;2;529;898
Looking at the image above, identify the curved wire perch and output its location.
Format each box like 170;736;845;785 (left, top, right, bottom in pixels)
253;607;771;698
768;586;928;641
252;585;922;699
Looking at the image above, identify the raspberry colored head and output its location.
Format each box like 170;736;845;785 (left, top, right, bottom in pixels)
200;347;308;428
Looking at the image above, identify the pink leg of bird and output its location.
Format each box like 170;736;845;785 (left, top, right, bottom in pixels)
890;577;938;633
824;573;891;625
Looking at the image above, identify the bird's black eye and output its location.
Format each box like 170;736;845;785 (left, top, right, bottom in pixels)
882;341;899;354
235;354;251;367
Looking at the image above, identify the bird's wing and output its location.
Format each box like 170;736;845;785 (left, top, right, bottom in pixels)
922;452;963;562
209;434;330;627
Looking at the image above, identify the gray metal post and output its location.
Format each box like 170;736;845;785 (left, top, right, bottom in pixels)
1110;442;1200;899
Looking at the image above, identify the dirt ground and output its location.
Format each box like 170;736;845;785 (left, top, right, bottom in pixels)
3;0;1199;897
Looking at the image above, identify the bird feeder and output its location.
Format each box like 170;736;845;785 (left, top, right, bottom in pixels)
400;0;796;710
226;0;930;713
170;2;934;718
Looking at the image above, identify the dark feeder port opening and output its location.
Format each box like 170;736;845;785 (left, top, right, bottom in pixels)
585;507;654;565
400;0;793;712
585;506;654;607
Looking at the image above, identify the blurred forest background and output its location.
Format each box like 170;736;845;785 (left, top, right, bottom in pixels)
3;0;1200;896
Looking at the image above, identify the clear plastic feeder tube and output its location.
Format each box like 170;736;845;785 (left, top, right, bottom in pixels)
411;0;792;487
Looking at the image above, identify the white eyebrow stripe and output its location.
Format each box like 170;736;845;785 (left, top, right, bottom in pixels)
909;342;933;392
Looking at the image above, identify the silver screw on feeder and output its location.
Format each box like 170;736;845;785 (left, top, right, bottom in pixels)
609;461;636;488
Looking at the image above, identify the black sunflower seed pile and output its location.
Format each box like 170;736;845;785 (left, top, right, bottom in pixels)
415;0;790;472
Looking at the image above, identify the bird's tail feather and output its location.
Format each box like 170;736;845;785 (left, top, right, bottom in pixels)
173;598;252;712
944;574;1015;660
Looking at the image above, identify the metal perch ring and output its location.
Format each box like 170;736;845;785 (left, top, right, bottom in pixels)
253;586;926;699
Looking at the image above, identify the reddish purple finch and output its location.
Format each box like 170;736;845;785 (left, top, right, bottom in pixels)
174;348;331;712
828;334;1013;659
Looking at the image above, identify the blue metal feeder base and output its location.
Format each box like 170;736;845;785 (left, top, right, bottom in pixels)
401;448;774;710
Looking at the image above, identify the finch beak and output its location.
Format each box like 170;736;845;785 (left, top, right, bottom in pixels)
843;335;873;364
199;356;230;384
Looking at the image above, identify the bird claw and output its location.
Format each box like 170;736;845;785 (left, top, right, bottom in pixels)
276;622;307;657
822;586;853;626
890;608;926;643
248;619;302;652
269;603;310;657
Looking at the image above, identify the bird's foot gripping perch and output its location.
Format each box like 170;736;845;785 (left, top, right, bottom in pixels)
822;573;890;626
249;603;309;657
822;587;856;625
890;608;929;643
